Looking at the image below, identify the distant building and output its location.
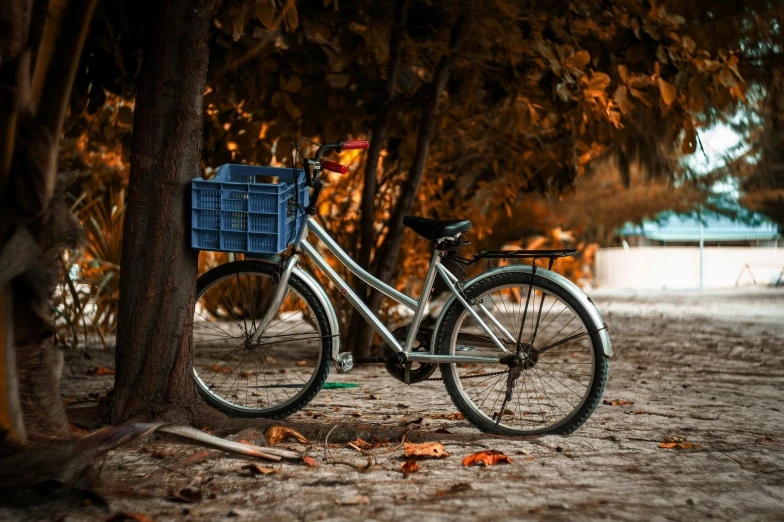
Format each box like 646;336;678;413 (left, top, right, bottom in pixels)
617;213;781;247
595;213;783;288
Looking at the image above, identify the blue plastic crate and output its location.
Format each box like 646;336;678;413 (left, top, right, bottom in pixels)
191;164;308;255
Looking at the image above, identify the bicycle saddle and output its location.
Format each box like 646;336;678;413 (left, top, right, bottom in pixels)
403;216;472;241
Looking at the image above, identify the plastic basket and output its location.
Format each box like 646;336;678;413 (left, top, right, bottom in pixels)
191;164;308;255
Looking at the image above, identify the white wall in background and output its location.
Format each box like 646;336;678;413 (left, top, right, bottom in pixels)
594;247;784;289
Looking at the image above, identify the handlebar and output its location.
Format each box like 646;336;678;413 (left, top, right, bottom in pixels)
320;160;348;174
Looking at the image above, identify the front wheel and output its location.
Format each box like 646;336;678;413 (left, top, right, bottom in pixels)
192;260;333;418
437;270;609;436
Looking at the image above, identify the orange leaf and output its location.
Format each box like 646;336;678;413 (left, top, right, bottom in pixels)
95;367;115;375
659;442;678;449
242;464;280;475
404;442;450;458
462;451;513;467
658;78;677;105
302;456;319;467
208;365;231;373
105;514;155;522
400;460;419;475
603;399;634;406
265;426;309;445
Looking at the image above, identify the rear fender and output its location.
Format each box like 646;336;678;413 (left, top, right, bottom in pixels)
430;265;612;357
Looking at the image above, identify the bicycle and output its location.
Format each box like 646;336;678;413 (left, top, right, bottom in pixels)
191;139;613;436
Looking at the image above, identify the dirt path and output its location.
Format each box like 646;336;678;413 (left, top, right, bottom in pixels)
3;289;783;521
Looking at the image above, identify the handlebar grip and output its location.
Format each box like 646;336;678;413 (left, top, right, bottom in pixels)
341;140;369;150
321;160;348;174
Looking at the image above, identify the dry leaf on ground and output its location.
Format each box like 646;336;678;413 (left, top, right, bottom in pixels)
242;464;280;475
265;426;309;444
400;460;419;476
94;367;115;375
436;483;472;496
659;441;699;449
429;412;464;420
351;438;374;449
336;495;369;505
208;365;231;373
105;514;155;522
404;442;449;458
169;482;201;503
462;451;514;467
302;456;319;467
603;399;634;406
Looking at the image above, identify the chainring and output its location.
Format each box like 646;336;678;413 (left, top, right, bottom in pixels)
382;326;438;384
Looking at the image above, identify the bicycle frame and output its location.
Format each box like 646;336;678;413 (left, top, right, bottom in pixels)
250;216;509;365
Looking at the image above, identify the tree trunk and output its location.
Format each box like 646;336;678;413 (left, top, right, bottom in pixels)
348;0;409;357
112;0;211;423
0;0;96;450
352;13;473;356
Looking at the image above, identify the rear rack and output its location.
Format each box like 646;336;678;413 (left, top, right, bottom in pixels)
449;249;578;270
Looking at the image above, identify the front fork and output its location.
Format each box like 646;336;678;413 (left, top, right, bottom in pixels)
248;254;298;343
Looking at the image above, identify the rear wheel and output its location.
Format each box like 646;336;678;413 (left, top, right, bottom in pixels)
192;261;332;418
437;271;608;436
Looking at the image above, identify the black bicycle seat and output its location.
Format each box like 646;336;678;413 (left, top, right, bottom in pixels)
403;216;472;241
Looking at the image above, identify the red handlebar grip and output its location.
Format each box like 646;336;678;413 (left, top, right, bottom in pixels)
342;140;369;150
321;160;348;174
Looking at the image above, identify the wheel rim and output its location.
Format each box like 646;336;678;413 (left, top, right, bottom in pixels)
192;270;323;413
446;282;596;434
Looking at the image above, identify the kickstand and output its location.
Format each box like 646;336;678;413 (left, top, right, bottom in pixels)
493;369;518;433
404;362;412;385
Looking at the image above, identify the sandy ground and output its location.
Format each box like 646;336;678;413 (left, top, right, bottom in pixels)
3;287;783;521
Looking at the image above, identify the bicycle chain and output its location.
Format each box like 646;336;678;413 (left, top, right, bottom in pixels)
424;369;509;382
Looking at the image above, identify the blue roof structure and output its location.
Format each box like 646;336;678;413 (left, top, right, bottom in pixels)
618;213;780;242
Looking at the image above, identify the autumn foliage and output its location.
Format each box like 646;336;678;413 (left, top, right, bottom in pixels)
55;0;754;351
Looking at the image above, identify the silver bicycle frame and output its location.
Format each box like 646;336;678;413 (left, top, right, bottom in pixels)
284;217;507;365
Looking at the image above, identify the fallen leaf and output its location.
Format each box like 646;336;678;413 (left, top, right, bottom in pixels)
659;441;698;450
435;483;472;496
603;399;634;406
208;365;231;373
756;436;774;444
400;460;419;476
242;464;280;475
348;438;373;450
351;412;362;418
94;367;115;375
462;451;514;467
435;427;452;434
265;426;309;444
302;456;319;467
429;412;464;420
105;514;155;522
169;482;201;503
335;495;369;506
404;442;449;458
239;371;254;377
492;409;514;419
632;410;646;415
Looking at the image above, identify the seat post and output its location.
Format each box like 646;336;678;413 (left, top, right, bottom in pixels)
402;248;442;354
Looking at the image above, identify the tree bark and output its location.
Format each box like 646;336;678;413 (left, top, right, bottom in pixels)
348;0;409;357
112;0;211;423
352;12;473;356
0;0;96;450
